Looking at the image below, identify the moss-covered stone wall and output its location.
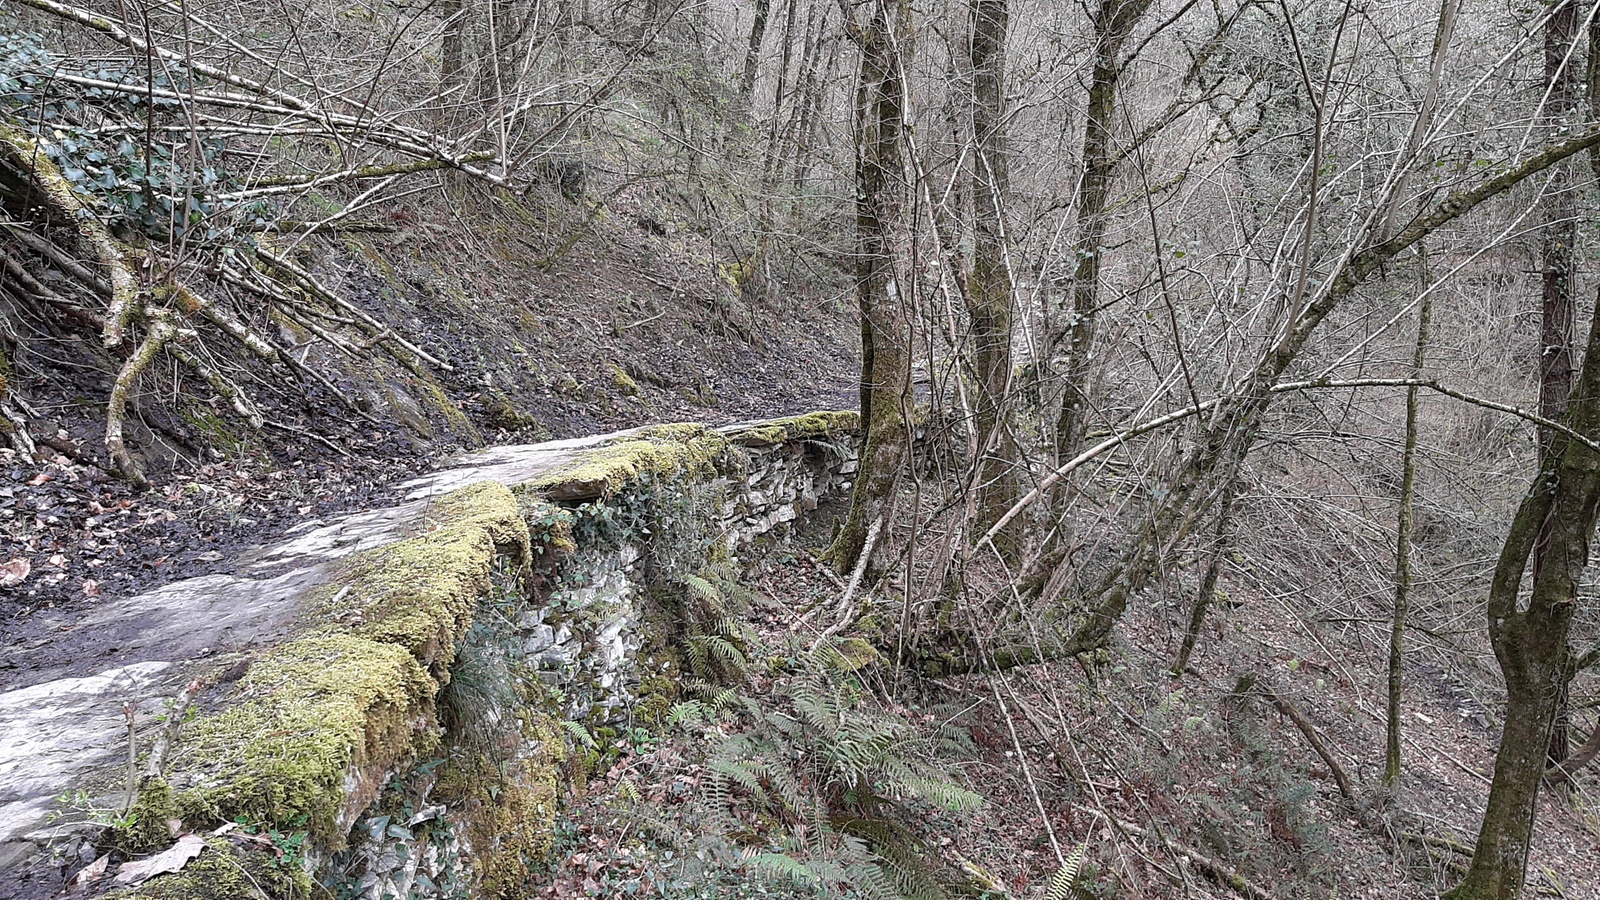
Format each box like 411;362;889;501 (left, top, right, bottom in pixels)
112;413;858;900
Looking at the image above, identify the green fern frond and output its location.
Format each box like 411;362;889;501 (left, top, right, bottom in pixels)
748;852;817;886
666;699;707;728
684;573;722;606
1043;840;1088;900
562;719;598;750
705;686;740;712
709;757;769;805
899;777;983;812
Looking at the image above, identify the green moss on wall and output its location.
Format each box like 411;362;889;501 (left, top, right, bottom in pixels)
166;634;433;840
724;410;859;447
434;711;564;898
524;426;728;501
150;482;530;847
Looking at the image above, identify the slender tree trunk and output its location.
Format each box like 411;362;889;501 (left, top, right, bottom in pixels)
1545;720;1600;787
742;0;776;96
826;0;915;574
1052;0;1152;458
1173;481;1237;676
1533;0;1579;774
763;0;802;181
967;0;1018;549
440;0;470;130
1386;274;1433;788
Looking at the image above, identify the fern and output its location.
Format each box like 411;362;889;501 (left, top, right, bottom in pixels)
747;852;817;886
562;719;598;750
666;699;707;729
610;568;987;899
1043;840;1088;900
683;572;722;606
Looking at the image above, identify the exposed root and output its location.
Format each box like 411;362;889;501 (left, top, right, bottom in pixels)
106;310;176;488
254;247;453;372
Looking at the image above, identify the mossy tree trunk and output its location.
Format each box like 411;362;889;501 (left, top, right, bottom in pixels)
1446;256;1600;900
1051;0;1151;459
967;0;1018;554
1532;0;1580;774
826;0;914;574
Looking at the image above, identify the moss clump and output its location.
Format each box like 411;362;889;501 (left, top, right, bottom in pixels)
118;837;313;899
525;427;728;500
725;410;859;447
158;482;530;845
434;713;564;898
115;779;178;855
417;481;533;557
634;670;680;726
609;364;640;397
410;369;482;444
482;388;545;433
311;481;530;671
168;635;434;841
826;638;880;672
640;422;709;442
179;404;246;457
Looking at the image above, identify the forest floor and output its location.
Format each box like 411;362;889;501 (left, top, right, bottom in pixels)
532;517;1600;900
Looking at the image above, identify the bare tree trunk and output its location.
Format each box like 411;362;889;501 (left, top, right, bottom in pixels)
1545;719;1600;787
1386;273;1433;788
742;0;777;96
1052;0;1152;458
440;0;470;129
967;0;1018;550
1172;480;1236;676
1533;0;1579;775
826;0;914;574
1446;260;1600;900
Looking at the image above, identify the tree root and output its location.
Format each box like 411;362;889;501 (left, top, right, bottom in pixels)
254;247;452;372
163;343;265;429
105;311;175;488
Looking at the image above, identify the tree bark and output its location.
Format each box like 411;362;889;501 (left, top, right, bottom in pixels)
1545;720;1600;787
1172;480;1236;676
826;0;915;574
1533;0;1580;773
742;0;776;96
1052;0;1152;458
1387;275;1433;788
967;0;1018;550
1446;237;1600;900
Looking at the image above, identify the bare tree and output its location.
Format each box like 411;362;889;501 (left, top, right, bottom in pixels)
825;0;915;573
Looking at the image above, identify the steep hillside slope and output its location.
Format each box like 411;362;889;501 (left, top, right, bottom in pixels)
2;182;856;615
